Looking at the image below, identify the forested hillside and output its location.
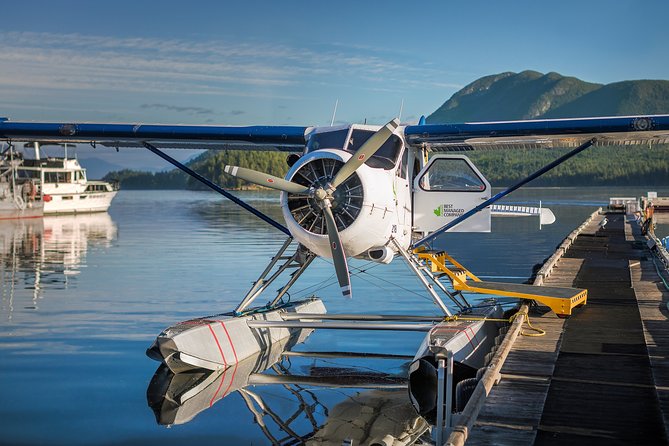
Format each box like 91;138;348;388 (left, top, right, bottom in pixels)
105;149;292;189
468;145;669;186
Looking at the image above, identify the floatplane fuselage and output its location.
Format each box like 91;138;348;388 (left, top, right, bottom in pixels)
224;118;493;302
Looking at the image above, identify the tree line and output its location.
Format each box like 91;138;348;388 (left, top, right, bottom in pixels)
104;149;292;190
104;145;669;189
468;145;669;186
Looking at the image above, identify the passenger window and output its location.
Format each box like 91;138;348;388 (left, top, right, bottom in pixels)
419;158;486;192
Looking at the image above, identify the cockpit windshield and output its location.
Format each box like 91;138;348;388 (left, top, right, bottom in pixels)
306;127;403;170
305;129;349;152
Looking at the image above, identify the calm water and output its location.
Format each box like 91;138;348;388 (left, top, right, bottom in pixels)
1;186;667;445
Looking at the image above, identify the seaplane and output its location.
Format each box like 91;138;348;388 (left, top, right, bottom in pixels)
2;113;669;434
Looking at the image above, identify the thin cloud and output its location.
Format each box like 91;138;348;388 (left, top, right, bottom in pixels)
0;31;453;97
140;104;215;115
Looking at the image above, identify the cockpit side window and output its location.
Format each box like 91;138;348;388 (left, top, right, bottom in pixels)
419;158;486;192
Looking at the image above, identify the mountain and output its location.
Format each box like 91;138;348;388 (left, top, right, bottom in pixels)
542;80;669;118
427;71;669;123
77;158;128;180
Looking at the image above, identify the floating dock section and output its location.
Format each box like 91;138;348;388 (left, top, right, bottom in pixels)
447;209;669;446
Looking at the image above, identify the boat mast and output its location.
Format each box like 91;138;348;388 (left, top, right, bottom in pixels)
9;146;17;202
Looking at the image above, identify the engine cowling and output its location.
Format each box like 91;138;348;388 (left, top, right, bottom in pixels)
281;149;397;259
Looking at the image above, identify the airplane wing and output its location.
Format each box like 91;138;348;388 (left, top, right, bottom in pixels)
404;115;669;151
3;115;669;151
0;118;310;151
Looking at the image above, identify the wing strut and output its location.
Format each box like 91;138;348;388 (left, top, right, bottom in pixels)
143;142;290;235
413;138;597;248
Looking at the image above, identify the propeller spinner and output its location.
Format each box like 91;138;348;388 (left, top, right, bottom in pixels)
224;118;400;298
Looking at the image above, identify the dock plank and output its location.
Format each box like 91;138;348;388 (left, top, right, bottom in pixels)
629;220;669;436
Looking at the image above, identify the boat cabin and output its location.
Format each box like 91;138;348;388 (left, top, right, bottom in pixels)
20;158;87;185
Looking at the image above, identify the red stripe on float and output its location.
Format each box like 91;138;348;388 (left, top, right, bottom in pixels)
467;326;478;346
207;322;230;407
462;328;475;349
221;363;238;399
219;321;239;398
220;322;238;363
208;324;228;366
209;367;228;407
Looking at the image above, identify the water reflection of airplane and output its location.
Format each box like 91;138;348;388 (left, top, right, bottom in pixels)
147;332;430;446
0;213;117;316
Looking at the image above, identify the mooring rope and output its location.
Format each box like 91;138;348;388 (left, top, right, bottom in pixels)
440;311;546;337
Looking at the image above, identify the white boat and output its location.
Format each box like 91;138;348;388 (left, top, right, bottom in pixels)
0;150;44;220
18;142;119;214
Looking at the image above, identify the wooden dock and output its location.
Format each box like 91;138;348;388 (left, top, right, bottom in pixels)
454;210;669;446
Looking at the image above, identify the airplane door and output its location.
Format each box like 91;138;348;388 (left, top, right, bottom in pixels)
413;154;491;233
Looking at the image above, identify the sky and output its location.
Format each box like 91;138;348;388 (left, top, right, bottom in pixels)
1;0;668;170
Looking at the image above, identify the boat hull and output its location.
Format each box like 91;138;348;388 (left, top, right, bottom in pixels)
0;199;43;220
43;190;117;214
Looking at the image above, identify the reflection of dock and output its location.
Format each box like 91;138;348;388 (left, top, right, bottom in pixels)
449;210;669;445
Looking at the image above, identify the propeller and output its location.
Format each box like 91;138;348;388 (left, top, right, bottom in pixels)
223;118;400;298
322;201;351;297
223;165;309;194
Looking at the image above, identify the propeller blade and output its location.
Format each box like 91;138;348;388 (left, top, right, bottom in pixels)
331;118;400;188
224;165;309;194
322;204;352;298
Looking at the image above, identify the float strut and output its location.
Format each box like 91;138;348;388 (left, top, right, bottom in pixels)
393;238;452;316
435;350;454;446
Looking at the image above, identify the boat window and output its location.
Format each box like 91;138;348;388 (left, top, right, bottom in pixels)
347;130;402;170
419;158;486;192
306;129;349;152
15;169;39;180
86;184;107;192
44;172;60;183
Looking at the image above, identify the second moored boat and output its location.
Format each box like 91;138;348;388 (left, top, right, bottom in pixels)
18;142;118;214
